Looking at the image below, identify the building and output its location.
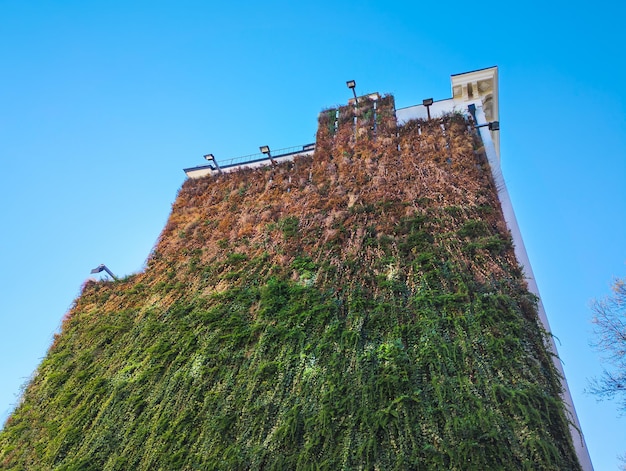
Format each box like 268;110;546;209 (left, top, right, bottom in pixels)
184;66;593;469
0;68;593;470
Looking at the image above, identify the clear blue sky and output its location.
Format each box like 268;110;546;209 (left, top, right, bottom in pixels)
1;1;624;468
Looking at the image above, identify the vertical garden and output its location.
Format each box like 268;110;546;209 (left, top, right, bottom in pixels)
0;96;582;470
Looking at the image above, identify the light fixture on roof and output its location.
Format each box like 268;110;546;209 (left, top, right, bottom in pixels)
422;98;434;120
204;153;222;174
259;145;276;165
90;264;118;281
475;121;500;131
346;80;358;105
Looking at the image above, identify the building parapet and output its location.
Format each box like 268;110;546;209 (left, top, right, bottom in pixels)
183;143;315;179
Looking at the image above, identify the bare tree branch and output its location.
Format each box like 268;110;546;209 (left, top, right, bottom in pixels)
590;278;626;410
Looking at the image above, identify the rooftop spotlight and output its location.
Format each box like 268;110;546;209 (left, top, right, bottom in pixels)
204;153;222;174
260;145;276;165
475;121;500;131
90;264;118;280
346;80;358;105
422;98;434;120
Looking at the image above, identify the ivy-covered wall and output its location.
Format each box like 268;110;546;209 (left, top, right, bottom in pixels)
0;96;582;470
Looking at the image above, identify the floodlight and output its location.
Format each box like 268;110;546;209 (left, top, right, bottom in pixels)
475;121;500;132
203;153;222;174
260;145;276;165
423;97;434;119
90;264;118;280
346;80;358;105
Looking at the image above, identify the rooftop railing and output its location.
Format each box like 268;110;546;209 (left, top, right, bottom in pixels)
183;143;316;179
218;143;315;169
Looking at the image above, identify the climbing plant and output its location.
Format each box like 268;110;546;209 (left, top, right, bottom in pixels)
0;96;581;471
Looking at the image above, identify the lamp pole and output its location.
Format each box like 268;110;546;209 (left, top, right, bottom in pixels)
90;264;118;280
260;145;276;165
204;154;222;174
346;80;358;105
475;121;500;131
423;98;434;120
